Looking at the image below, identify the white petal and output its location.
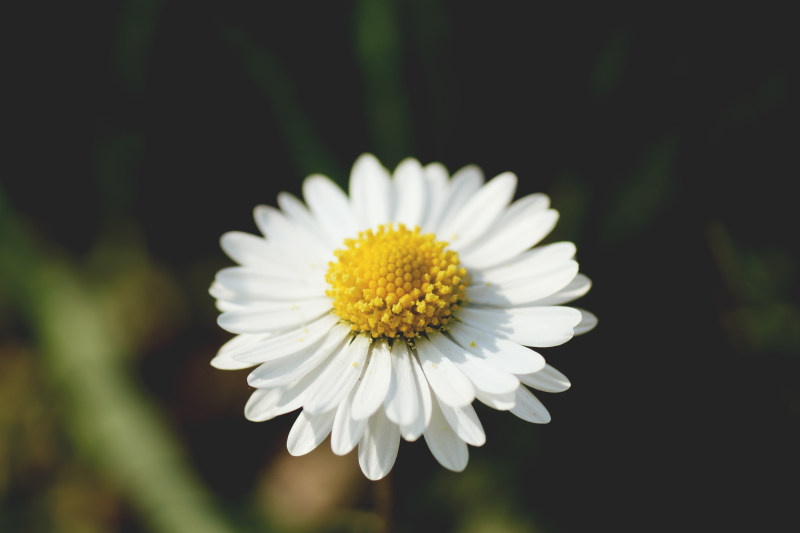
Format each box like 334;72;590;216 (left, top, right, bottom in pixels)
351;339;393;420
573;308;598;335
358;409;401;480
250;352;338;422
217;300;333;335
210;333;268;370
209;280;237;301
418;162;450;233
460;196;556;269
331;388;368;455
400;349;433;441
509;386;551;423
247;351;339;421
232;314;339;364
463;193;550;255
438;402;486;446
215;267;326;301
466;261;579;306
415;339;475;407
384;341;420;427
214;296;316;311
448;321;546;375
214;299;244;312
277;192;339;251
427;334;519;395
287;409;336;456
472;242;577;284
457;306;581;348
518;364;571;393
253;205;330;262
220;231;300;275
532;274;592;306
392;158;427;228
303;335;371;415
253;204;295;243
303;174;358;243
423;398;469;472
476;388;517;411
431;164;484;234
349;153;393;230
439;172;517;249
246;324;351;387
243;388;283;422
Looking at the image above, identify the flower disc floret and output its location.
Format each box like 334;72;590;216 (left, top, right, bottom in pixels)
325;224;468;338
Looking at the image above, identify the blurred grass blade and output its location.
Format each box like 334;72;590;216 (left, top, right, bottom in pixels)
407;0;451;154
549;170;590;245
590;27;630;100
0;191;240;533
354;0;412;166
600;132;678;245
222;27;341;183
94;132;143;219
115;0;163;94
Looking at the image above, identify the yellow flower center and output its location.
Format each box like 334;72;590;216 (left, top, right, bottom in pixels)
326;224;468;339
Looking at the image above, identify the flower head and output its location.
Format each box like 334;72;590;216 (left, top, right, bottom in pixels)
210;154;596;480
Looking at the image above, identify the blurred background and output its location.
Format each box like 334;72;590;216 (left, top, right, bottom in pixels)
2;2;798;532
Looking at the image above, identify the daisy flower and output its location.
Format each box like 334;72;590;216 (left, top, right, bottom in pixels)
210;154;596;480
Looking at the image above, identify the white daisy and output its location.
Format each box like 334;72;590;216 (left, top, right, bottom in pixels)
210;154;596;480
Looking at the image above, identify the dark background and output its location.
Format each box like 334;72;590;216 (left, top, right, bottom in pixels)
2;2;797;532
